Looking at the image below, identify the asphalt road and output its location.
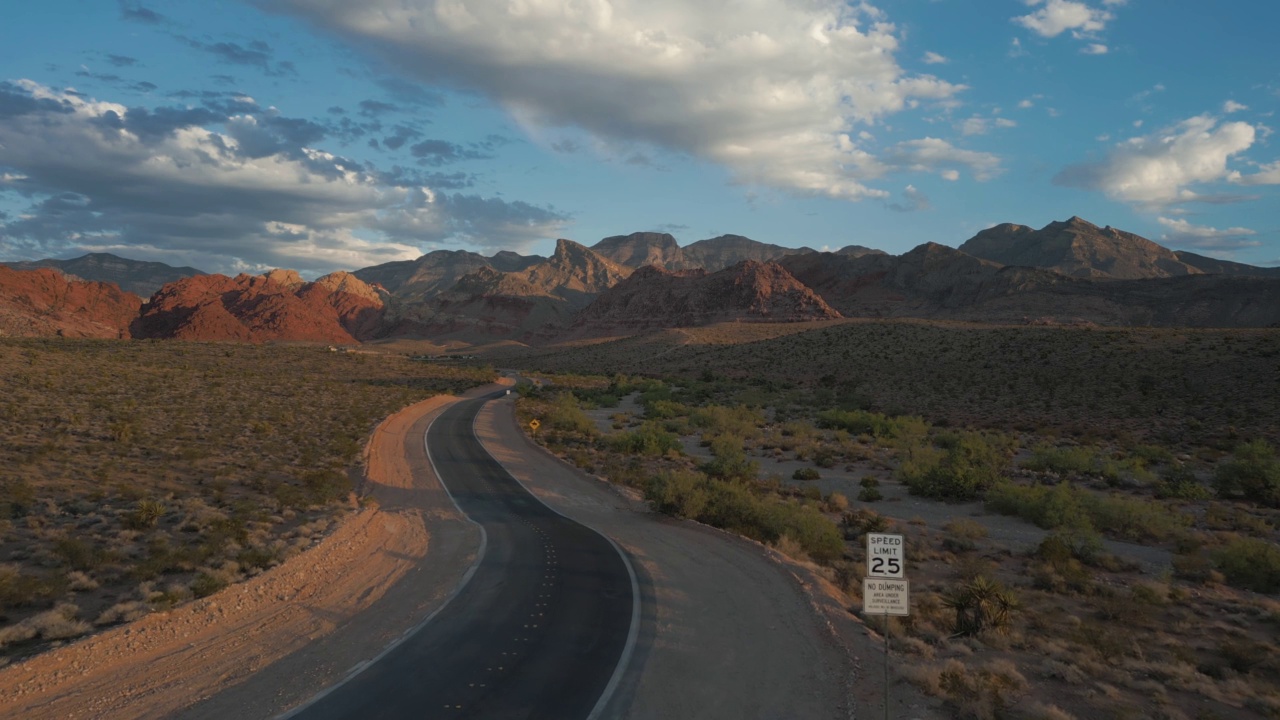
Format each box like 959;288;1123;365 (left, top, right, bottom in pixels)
288;392;637;720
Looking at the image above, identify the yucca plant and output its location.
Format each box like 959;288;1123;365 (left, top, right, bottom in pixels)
942;575;1019;636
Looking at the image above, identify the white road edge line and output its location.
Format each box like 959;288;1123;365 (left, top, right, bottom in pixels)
469;395;642;720
275;401;490;720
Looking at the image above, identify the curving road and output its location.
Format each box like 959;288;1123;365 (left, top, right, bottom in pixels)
288;392;637;720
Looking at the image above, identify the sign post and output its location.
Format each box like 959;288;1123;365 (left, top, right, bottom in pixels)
864;533;908;720
529;419;541;433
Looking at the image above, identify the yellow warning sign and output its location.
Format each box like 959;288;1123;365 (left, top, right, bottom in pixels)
529;419;541;432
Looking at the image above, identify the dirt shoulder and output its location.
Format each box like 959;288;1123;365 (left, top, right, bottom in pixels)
0;381;510;720
475;396;944;720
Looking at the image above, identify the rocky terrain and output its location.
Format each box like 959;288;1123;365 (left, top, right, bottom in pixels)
382;238;630;343
4;217;1279;345
959;216;1202;279
131;271;385;344
0;266;142;338
0;253;205;296
571;260;841;334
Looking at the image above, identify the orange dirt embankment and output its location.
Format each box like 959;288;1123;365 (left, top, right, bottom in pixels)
0;380;512;720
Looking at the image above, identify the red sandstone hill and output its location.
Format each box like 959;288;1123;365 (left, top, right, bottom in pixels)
0;266;142;338
570;260;842;335
131;271;385;344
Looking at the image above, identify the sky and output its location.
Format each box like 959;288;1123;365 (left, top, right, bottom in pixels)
0;0;1277;276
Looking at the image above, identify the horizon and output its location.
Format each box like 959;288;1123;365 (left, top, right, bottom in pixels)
1;1;1278;275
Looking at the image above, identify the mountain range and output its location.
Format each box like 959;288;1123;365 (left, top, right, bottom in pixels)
2;217;1277;343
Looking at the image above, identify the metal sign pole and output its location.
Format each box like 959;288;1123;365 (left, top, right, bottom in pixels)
884;611;890;720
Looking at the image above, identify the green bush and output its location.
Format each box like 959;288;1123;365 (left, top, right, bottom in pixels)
190;572;226;599
1211;537;1280;593
1155;464;1211;501
1215;439;1280;507
545;393;596;435
644;470;709;519
986;481;1190;543
701;435;759;481
792;467;821;481
899;432;1009;501
816;409;927;441
690;405;764;439
644;470;844;565
607;422;682;456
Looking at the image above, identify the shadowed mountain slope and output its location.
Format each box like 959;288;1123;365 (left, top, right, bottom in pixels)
1;253;205;296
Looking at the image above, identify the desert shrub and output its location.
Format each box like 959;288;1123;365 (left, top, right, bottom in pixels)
54;536;105;571
841;508;890;539
986;481;1190;543
1211;536;1280;593
1032;531;1101;593
642;399;688;420
189;572;227;598
942;518;989;553
942;575;1019;636
647;470;843;565
857;486;883;502
690;404;764;439
900;432;1009;501
1022;444;1099;476
300;469;349;505
0;478;37;517
1215;439;1280;507
1155;463;1211;500
826;492;849;512
124;498;166;530
94;600;150;626
645;470;710;519
792;467;821;481
607;422;682;456
545;393;596;435
701;435;759;481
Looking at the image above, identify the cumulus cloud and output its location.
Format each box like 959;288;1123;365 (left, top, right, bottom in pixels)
884;138;1002;180
1229;160;1280;186
922;51;948;65
263;0;967;200
1054;114;1258;205
1014;0;1112;38
887;184;931;212
1081;43;1108;55
1223;100;1248;114
0;81;567;273
1157;216;1260;251
959;116;1016;136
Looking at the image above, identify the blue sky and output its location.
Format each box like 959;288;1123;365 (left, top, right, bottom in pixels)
0;0;1277;275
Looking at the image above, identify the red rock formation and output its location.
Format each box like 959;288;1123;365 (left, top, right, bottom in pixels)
132;270;385;343
571;260;841;334
0;266;142;338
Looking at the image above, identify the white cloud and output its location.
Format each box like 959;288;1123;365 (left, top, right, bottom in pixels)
1055;114;1258;205
0;81;567;272
959;116;1016;136
1081;43;1108;55
1229;160;1280;186
1014;0;1112;38
1223;100;1249;114
885;137;1002;180
266;0;968;201
922;51;948;65
1157;216;1260;251
887;184;931;212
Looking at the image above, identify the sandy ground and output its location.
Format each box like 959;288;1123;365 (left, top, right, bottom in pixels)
476;397;944;720
0;381;509;720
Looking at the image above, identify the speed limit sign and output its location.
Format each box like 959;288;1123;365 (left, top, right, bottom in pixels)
866;533;904;579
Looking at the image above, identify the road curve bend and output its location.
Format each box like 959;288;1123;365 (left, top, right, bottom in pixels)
287;392;637;720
